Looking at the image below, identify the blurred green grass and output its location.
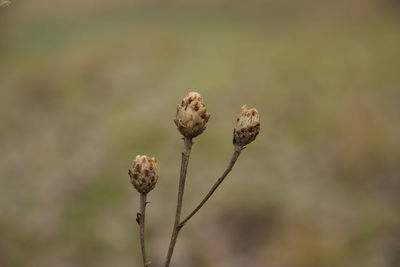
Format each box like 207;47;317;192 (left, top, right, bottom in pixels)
0;1;400;266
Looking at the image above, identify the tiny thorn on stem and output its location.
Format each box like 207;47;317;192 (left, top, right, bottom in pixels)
139;193;149;266
136;213;142;224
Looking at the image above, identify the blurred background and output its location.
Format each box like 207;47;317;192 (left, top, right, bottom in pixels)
1;0;400;266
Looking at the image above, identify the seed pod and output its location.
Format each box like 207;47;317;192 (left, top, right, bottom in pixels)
174;92;211;138
233;105;260;147
129;155;160;194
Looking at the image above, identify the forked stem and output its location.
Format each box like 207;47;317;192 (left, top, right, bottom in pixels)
164;137;193;267
138;193;150;267
179;145;242;228
165;144;243;267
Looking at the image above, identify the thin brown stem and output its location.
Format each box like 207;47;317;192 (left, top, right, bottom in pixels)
138;193;150;267
164;137;193;267
179;145;242;228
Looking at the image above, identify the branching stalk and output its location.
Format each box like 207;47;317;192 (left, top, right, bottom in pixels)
131;93;259;267
164;137;193;267
179;145;242;228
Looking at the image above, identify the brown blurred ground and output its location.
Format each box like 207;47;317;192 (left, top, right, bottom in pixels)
0;0;400;266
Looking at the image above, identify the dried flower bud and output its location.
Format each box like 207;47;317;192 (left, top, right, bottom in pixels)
174;92;211;138
233;105;260;147
129;155;160;194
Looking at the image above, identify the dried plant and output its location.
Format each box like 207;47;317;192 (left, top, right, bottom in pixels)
129;155;160;267
128;92;260;267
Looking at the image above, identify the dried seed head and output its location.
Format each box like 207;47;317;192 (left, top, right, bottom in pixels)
174;92;210;138
128;155;160;194
233;105;260;147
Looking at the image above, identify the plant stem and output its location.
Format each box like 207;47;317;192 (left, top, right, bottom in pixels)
179;145;242;228
139;193;150;267
164;137;193;267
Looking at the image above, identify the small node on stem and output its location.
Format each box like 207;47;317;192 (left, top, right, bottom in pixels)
136;213;142;224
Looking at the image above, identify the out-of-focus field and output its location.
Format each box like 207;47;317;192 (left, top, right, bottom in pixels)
1;1;400;266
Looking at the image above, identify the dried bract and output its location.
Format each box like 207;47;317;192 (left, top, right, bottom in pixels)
129;155;160;194
233;105;260;147
174;92;210;138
